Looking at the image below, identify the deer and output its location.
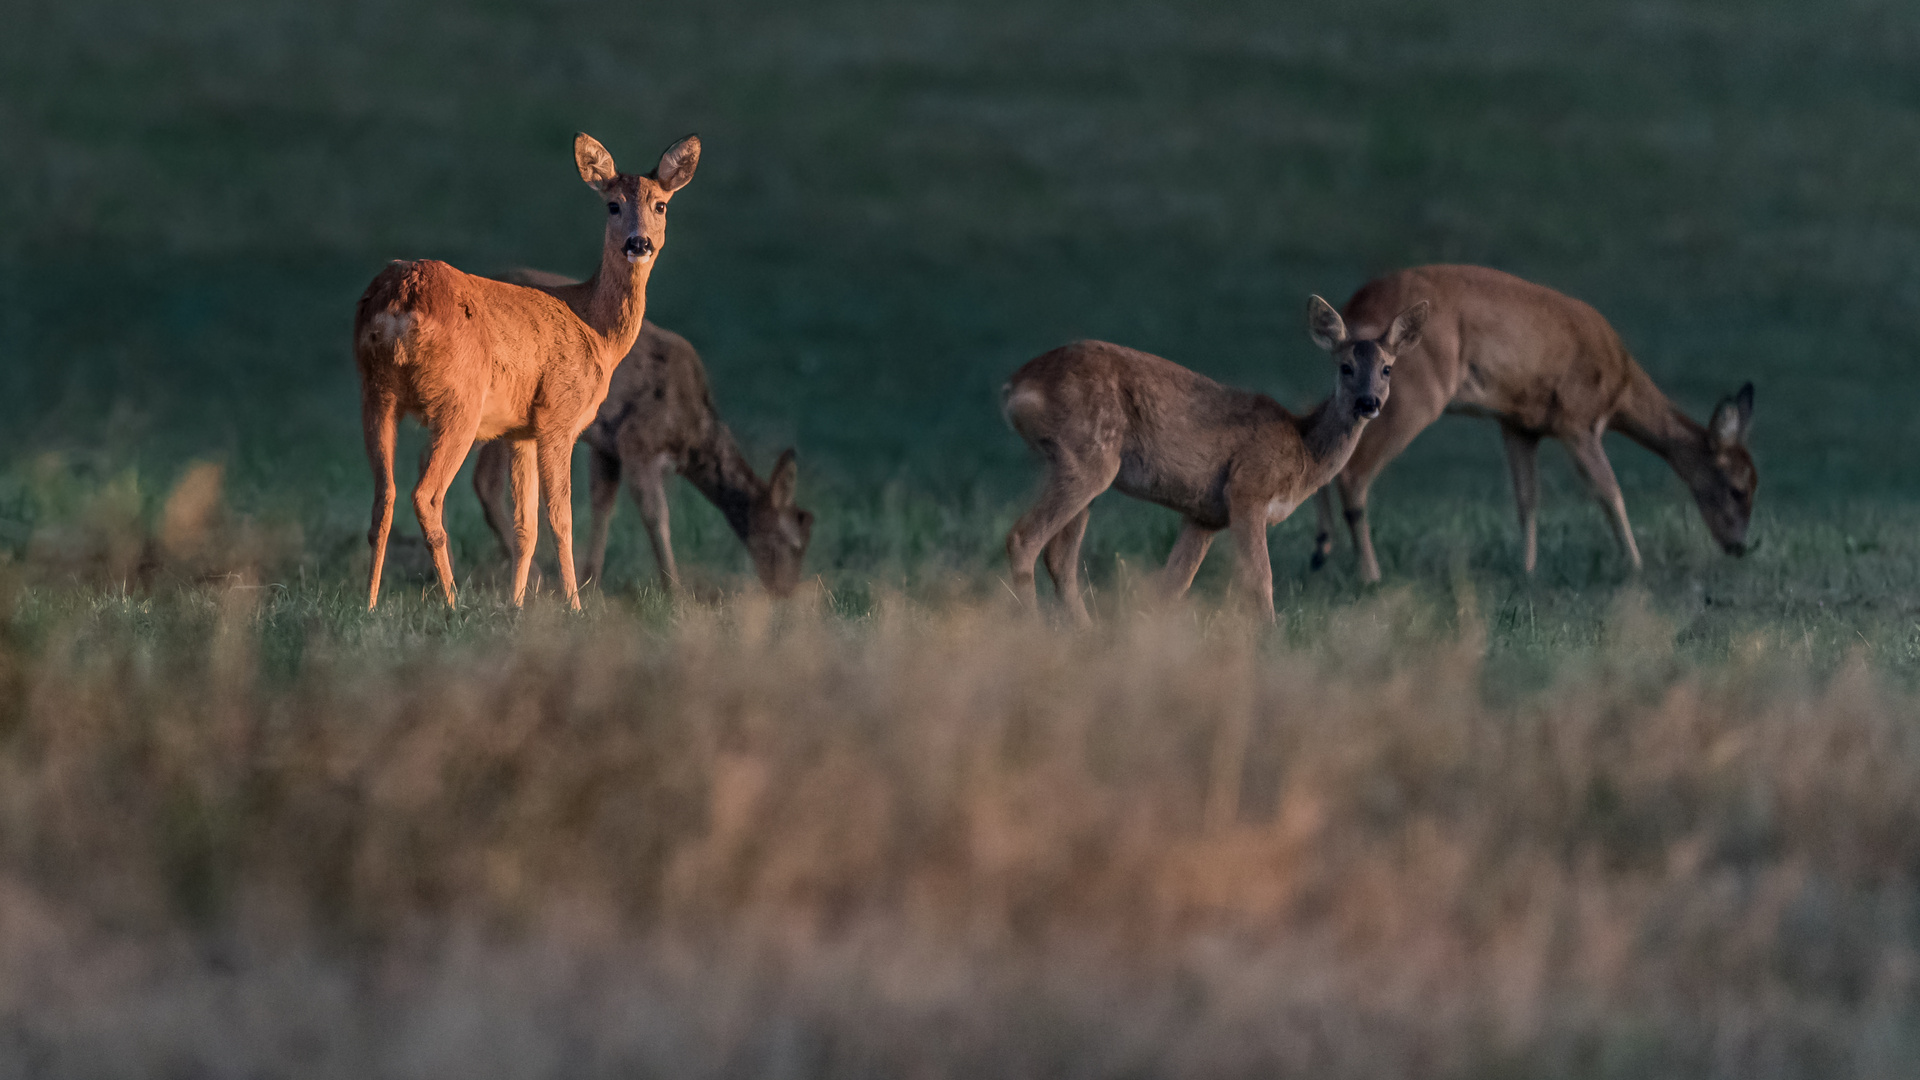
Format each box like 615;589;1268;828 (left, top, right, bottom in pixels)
1002;294;1431;623
1304;265;1757;582
464;268;814;596
353;132;700;610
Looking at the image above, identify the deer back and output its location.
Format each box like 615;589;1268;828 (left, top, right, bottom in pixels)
1006;341;1295;526
1343;264;1636;434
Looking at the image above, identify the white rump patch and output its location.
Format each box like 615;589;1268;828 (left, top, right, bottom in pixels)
365;311;415;349
1002;384;1046;427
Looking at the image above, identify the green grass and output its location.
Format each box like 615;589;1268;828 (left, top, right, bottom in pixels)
5;0;1920;658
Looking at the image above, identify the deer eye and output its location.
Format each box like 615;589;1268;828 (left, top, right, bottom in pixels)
1382;365;1392;377
654;201;667;213
607;202;620;215
1340;363;1354;377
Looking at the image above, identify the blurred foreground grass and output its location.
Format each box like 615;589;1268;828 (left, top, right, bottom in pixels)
5;566;1920;1077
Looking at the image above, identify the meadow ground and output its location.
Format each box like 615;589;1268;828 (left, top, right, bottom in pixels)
6;0;1920;1075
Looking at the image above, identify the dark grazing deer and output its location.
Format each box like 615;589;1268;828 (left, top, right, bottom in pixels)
1307;265;1756;580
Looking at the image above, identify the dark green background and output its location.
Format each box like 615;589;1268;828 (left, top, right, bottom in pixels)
4;0;1919;659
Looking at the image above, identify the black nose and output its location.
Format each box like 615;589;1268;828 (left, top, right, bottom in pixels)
1356;395;1381;416
624;235;653;257
1724;540;1748;557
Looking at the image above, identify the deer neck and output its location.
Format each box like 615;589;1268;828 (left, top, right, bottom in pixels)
579;249;653;364
1610;366;1715;483
1296;399;1368;483
680;422;765;543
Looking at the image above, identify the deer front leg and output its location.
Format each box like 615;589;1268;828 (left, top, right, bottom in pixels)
626;455;679;592
1309;485;1337;570
583;447;621;588
507;440;540;606
473;439;519;565
1228;507;1276;622
1565;428;1642;573
536;432;584;610
1500;424;1541;574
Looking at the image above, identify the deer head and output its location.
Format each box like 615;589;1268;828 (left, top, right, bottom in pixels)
1686;382;1757;555
1306;295;1429;421
746;449;814;597
575;133;701;269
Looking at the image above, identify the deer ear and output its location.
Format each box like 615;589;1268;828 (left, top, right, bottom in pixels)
782;508;814;550
652;134;701;193
1383;300;1430;354
575;133;618;190
1710;382;1754;447
768;448;798;506
1307;295;1347;351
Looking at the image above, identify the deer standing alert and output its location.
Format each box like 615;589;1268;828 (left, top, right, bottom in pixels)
353;133;699;609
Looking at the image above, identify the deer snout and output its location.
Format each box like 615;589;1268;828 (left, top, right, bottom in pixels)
1355;394;1382;419
623;234;654;261
1723;539;1749;557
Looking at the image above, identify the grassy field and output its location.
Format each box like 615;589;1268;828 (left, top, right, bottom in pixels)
7;0;1920;1074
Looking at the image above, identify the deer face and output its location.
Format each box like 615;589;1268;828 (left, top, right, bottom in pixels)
1307;295;1430;421
1689;383;1757;555
575;133;700;268
746;449;814;597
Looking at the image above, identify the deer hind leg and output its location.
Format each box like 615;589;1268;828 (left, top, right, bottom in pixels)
582;447;622;589
472;439;518;565
1042;506;1093;626
506;440;541;606
1005;446;1117;615
1500;424;1542;574
1564;428;1642;572
1158;520;1218;600
536;432;584;610
413;415;482;608
362;389;400;610
626;455;678;593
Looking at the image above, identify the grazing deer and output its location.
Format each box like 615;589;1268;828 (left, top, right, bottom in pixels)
467;269;814;596
1306;265;1756;581
1003;295;1430;623
354;132;700;609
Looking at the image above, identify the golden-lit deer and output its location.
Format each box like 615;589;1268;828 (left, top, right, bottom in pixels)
1306;265;1756;581
467;269;814;596
1003;295;1430;623
353;132;700;610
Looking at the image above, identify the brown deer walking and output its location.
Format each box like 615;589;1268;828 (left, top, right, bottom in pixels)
1305;265;1756;581
353;132;700;609
467;269;813;596
1003;295;1430;623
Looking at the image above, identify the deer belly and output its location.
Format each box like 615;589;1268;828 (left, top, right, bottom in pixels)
1114;460;1229;527
476;394;534;441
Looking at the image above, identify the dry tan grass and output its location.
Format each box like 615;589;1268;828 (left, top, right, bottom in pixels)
1;580;1918;1078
